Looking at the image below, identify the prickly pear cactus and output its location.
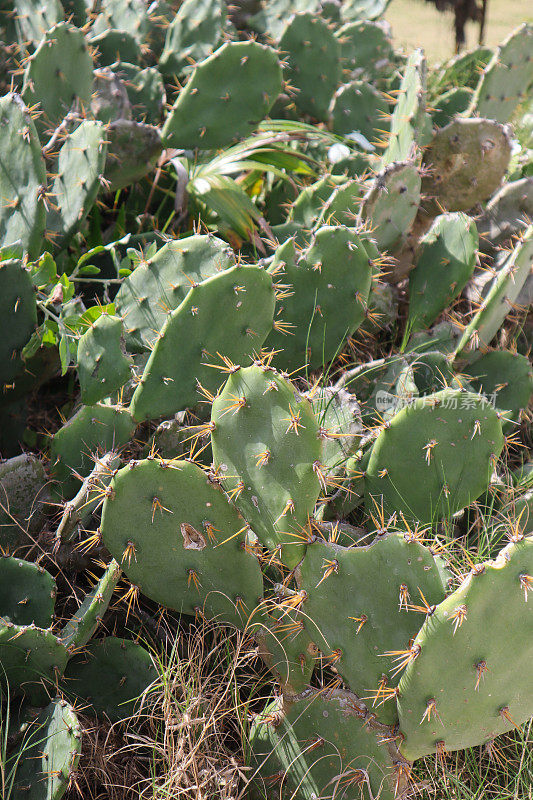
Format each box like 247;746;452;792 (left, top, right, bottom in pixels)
211;365;322;568
100;458;264;626
422;118;512;211
472;23;533;123
76;313;133;405
264;226;372;371
22;23;93;134
279;13;340;122
407;212;478;331
365;389;504;523
162;41;282;149
249;689;409;800
397;536;533;759
128;263;275;421
0;94;46;258
12;699;82;800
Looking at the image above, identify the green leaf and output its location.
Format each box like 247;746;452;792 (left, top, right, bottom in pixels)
78;265;101;276
59;273;75;303
59;334;71;375
30;252;57;288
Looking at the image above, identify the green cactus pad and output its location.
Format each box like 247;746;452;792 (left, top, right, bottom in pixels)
89;28;142;67
22;23;93;134
77;314;133;406
472;23;533;123
129;264;275;422
101;458;264;626
211;365;321;568
13;699;82;800
421;118;512;212
330;80;388;144
432;87;473;128
360;161;421;252
249;0;319;39
249;690;407;800
0;260;37;388
104;119;162;191
114;62;166;124
0;624;68;701
365;389;504;523
0;557;55;628
279;13;340;122
159;0;226;78
477;177;533;248
340;0;391;22
296;534;447;724
92;0;153;43
254;604;317;698
0;454;49;551
317;179;363;227
407;212;478;332
307;386;362;477
64;636;156;721
398;536;533;759
47;120;107;241
464;350;533;425
455;225;533;355
336;20;394;78
50;403;135;498
265;226;372;371
381;49;431;167
60;559;122;651
162;41;282;150
91;29;142;67
0;95;46;259
13;0;64;45
115;234;234;351
288;175;341;228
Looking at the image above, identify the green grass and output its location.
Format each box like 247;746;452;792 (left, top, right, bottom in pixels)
386;0;533;62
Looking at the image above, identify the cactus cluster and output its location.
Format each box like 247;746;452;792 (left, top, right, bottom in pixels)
0;1;532;797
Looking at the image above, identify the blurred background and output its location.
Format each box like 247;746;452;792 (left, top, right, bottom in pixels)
386;0;533;60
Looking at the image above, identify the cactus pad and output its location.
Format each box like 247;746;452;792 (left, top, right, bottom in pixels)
13;699;82;800
422;118;512;211
22;23;93;133
211;365;321;568
65;636;156;721
100;458;264;627
360;161;421;252
0;259;37;387
0;557;55;628
50;403;135;498
129;264;275;422
77;314;133;406
408;212;478;331
296;534;447;723
115;234;234;351
365;389;504;523
398;536;533;758
0;95;46;259
279;13;340;122
265;225;372;371
162;41;282;150
249;690;407;800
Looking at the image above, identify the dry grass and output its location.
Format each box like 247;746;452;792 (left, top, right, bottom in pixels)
386;0;533;62
67;619;269;800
